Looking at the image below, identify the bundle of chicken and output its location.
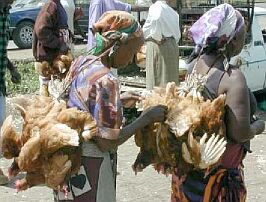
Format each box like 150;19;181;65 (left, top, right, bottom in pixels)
35;51;74;79
0;95;97;192
134;80;227;176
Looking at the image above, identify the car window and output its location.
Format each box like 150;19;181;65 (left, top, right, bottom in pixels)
257;15;266;43
257;15;266;30
75;0;88;4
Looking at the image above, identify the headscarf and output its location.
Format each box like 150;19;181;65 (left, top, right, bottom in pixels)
90;10;144;67
188;3;245;56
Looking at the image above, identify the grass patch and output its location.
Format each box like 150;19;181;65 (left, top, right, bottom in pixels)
6;60;39;96
5;55;144;97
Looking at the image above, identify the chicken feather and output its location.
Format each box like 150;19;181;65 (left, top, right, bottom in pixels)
2;95;95;192
0;115;21;159
40;123;80;154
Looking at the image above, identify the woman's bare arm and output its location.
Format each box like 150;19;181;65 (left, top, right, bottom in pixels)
95;105;167;152
222;69;264;143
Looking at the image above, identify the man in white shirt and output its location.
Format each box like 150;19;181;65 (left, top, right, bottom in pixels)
143;0;180;90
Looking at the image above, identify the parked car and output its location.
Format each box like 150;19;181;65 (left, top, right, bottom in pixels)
231;6;266;93
9;0;89;49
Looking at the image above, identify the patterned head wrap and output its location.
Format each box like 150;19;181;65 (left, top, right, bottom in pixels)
189;3;245;49
90;11;144;67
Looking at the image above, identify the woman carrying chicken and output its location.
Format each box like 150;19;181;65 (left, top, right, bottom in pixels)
171;4;265;202
53;11;167;202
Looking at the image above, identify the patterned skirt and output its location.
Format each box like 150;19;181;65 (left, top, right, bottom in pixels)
53;142;117;202
171;166;247;202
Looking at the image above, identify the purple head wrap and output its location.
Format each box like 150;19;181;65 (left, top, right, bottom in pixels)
189;3;245;47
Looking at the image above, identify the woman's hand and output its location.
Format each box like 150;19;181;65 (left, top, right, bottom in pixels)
141;105;168;124
95;105;168;151
252;119;265;135
59;43;69;55
120;91;142;108
74;7;84;21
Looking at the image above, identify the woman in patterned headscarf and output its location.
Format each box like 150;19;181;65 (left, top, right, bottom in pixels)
171;4;265;202
53;11;167;202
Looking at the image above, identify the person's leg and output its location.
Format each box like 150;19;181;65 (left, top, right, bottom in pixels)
39;76;50;97
159;38;179;86
145;41;157;90
35;62;50;96
0;94;6;128
54;155;116;202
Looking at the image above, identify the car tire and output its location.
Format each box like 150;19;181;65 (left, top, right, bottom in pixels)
13;21;34;49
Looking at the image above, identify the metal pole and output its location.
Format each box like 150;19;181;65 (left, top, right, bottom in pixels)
138;11;141;23
176;0;182;44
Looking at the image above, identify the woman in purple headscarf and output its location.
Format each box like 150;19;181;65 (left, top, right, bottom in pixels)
171;4;265;202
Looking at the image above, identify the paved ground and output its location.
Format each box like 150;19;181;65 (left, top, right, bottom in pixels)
1;43;266;202
7;41;87;61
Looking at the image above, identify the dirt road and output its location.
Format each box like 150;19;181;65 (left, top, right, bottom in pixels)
1;100;266;202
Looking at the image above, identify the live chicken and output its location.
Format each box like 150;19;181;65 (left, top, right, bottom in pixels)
0;95;97;192
0;116;21;159
35;51;74;79
134;81;227;175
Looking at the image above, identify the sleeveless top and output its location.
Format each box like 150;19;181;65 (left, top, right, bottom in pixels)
188;62;246;169
187;59;225;101
171;62;248;202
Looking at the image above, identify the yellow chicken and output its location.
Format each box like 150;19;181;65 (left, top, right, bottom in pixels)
0;95;97;192
0;116;21;159
35;51;74;79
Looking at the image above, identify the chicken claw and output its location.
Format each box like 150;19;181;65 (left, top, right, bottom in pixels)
182;132;227;169
59;184;70;199
132;163;145;175
15;179;28;192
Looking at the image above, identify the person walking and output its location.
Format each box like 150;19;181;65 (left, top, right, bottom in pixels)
33;0;70;96
0;0;21;185
171;4;265;201
143;0;180;90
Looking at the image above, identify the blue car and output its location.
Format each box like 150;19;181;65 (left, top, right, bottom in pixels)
9;0;89;49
